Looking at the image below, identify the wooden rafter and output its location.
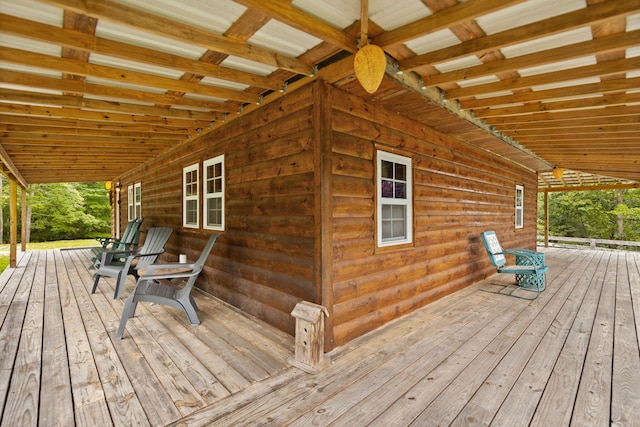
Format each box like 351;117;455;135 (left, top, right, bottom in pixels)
38;0;315;76
0;0;638;184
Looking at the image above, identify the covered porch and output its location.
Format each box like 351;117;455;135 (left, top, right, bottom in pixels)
1;246;638;426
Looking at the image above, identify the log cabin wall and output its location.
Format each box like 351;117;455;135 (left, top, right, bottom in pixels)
326;82;538;347
114;79;537;350
117;82;320;337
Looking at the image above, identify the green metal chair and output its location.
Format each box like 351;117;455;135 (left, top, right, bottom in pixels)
481;230;548;300
116;233;220;339
92;226;173;299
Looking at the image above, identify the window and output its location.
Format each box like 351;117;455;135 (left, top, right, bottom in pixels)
515;184;524;229
134;182;142;220
203;155;225;230
127;183;142;220
377;150;412;247
183;164;199;228
127;185;134;221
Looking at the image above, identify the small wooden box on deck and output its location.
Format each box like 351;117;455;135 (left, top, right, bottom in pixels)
289;301;330;373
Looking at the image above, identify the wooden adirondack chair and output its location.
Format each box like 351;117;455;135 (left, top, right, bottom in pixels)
89;218;143;270
480;230;549;300
92;226;173;299
116;233;220;339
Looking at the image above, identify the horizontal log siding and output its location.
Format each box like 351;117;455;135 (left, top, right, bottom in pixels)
115;80;537;348
329;86;537;346
118;84;318;336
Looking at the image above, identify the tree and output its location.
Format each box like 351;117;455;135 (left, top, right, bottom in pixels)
539;188;640;242
0;180;111;243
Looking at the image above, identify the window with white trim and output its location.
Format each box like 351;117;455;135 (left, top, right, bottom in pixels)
134;182;142;220
183;164;199;228
377;150;412;247
127;183;142;220
127;185;134;221
203;155;225;230
515;184;524;229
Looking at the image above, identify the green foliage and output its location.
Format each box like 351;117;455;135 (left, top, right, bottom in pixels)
538;188;640;241
0;179;111;243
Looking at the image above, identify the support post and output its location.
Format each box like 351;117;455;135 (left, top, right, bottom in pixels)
21;186;26;252
9;177;17;268
544;191;549;248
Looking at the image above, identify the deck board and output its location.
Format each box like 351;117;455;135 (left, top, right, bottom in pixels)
611;252;640;426
1;247;639;426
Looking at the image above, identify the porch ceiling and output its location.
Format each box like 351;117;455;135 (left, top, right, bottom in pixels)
0;0;638;186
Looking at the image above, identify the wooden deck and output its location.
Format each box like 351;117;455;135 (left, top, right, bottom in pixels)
1;247;639;426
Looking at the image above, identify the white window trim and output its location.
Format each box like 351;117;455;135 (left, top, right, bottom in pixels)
515;184;524;229
376;150;413;247
134;182;142;220
183;163;200;228
127;185;134;221
203;154;225;231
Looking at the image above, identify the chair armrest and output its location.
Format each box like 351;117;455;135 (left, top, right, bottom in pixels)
101;249;138;266
506;247;537;253
138;265;200;280
495;250;547;270
495;250;538;262
138;262;197;276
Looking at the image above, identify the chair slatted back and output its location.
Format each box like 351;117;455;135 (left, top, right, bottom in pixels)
481;230;506;267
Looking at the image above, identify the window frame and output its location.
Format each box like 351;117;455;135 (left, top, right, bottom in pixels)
203;154;225;231
376;150;413;248
134;182;142;220
126;183;142;220
127;184;134;221
183;163;200;229
515;184;524;229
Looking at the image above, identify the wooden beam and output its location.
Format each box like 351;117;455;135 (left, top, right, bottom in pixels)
540;182;640;192
0;13;283;92
0;47;261;104
0;125;188;139
422;29;640;87
235;0;358;53
460;76;640;109
0;103;212;128
503;124;640;136
484;105;640;125
373;0;526;47
399;0;639;71
0;70;238;112
386;61;552;169
475;92;640;118
0;144;28;188
445;56;640;99
1;137;178;148
38;0;315;76
0;89;221;121
0;114;194;134
494;115;640;130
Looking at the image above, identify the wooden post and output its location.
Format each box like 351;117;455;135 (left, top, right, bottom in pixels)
289;301;330;373
21;186;26;252
544;191;549;248
9;177;17;268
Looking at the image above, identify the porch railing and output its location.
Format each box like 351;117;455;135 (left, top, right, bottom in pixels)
538;235;640;251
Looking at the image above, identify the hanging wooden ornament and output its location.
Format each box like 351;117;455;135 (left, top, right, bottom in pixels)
354;44;387;94
552;167;564;180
